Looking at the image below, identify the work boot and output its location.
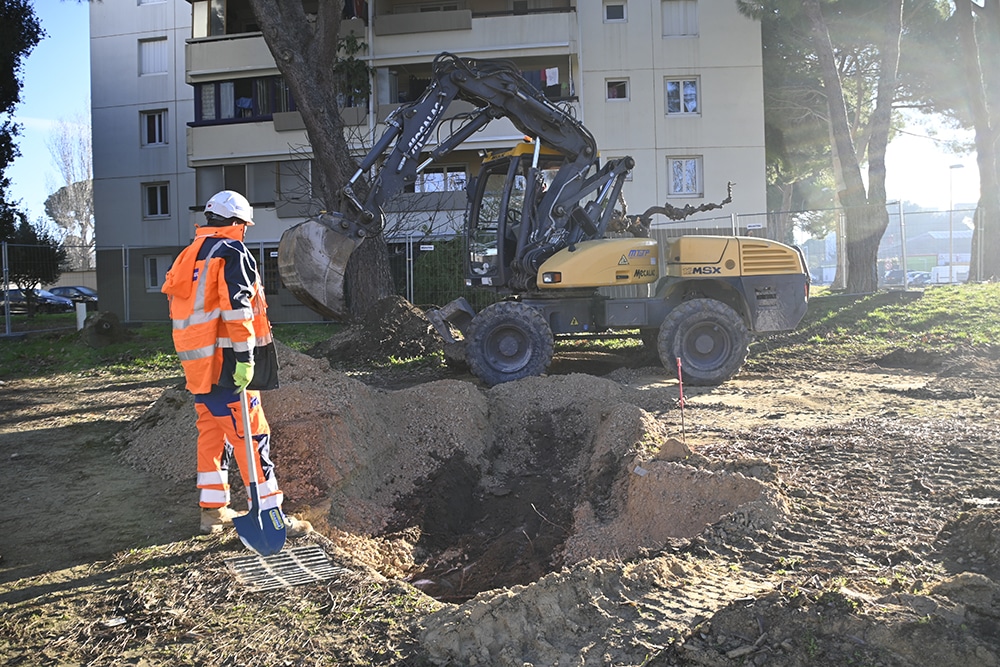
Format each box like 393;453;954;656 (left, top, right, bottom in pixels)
283;514;313;538
200;506;240;534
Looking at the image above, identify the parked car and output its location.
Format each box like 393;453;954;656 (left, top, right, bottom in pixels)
50;285;99;311
907;271;931;287
1;288;75;314
882;269;905;286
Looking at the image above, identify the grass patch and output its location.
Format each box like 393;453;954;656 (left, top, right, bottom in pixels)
0;321;343;382
751;283;1000;366
3;284;996;381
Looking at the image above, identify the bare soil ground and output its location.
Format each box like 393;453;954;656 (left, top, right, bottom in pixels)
2;302;1000;666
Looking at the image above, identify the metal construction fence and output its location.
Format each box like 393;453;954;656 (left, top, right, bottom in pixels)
1;203;980;336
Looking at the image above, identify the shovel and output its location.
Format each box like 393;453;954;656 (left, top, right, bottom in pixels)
232;389;286;556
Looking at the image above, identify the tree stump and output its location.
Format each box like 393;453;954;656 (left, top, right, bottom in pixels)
82;311;130;348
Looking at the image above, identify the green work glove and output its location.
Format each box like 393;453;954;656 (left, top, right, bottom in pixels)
233;361;254;392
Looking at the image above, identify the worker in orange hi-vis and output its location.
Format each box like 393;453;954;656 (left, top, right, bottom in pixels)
161;190;312;537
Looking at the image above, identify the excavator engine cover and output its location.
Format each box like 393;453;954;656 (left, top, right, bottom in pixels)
278;212;361;321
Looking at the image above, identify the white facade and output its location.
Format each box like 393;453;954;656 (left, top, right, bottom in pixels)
91;0;194;247
91;0;195;319
91;0;766;320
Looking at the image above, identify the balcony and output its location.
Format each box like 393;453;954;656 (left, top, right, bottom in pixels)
371;9;577;60
187;122;309;166
186;33;276;83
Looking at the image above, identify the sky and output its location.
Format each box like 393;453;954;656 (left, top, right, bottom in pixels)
7;0;91;225
3;1;985;226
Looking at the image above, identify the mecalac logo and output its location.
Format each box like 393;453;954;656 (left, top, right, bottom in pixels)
192;267;199;281
633;268;657;279
682;266;723;275
405;99;444;155
628;249;651;258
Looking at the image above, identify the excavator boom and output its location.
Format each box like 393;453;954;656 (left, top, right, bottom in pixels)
278;52;629;318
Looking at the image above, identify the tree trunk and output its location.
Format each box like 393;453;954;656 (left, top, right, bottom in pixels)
954;0;1000;282
803;0;902;294
247;0;394;320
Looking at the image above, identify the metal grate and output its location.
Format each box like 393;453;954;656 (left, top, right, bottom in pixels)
225;545;352;591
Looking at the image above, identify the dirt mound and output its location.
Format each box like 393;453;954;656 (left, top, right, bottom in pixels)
935;508;1000;580
419;553;776;666
119;342;785;603
670;572;1000;667
307;295;443;363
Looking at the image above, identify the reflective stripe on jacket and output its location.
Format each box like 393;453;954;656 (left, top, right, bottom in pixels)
161;225;277;394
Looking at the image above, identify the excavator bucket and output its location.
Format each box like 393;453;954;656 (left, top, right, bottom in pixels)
277;212;361;321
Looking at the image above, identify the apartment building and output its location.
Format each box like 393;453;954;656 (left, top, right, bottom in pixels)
90;0;766;321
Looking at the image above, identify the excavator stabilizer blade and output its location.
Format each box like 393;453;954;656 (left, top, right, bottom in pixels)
278;213;360;321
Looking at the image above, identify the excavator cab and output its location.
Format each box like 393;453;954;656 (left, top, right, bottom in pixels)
466;142;566;290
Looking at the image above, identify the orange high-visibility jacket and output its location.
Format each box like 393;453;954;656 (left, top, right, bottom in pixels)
162;225;278;394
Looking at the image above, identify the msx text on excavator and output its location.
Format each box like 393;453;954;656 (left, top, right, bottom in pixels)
279;52;808;387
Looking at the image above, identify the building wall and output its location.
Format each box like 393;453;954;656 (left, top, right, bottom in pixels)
91;0;766;322
91;0;198;321
576;1;766;220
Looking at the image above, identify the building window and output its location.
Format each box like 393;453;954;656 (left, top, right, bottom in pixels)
138;37;168;75
606;79;629;101
276;159;313;218
662;0;697;37
143;182;170;217
605;2;626;22
667;157;702;197
196;165;250;205
665;78;699;114
145;254;173;291
191;0;258;38
195;76;296;124
140;110;167;146
408;165;467;193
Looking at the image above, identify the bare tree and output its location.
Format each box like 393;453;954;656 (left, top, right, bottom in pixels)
44;112;94;270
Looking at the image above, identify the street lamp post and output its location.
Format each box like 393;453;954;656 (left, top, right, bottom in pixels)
949;164;964;283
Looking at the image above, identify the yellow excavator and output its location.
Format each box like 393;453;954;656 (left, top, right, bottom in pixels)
279;52;808;386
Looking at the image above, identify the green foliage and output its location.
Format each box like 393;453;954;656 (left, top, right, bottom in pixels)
0;0;44;225
2;217;67;292
0;0;44;113
333;32;373;107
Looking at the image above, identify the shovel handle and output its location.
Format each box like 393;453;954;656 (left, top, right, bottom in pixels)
239;389;262;509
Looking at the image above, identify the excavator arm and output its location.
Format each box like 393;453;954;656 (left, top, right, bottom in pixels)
343;53;599;238
278;52;634;318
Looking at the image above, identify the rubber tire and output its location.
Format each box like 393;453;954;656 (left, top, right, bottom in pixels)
466;302;554;386
658;298;750;386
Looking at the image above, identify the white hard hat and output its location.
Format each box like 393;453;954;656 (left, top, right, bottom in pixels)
205;190;254;225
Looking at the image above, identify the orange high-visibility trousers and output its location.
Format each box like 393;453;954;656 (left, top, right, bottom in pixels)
194;388;283;511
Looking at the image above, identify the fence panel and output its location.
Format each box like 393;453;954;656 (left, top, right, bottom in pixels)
3;204;981;335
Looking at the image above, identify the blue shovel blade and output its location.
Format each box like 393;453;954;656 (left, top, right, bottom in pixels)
233;506;287;556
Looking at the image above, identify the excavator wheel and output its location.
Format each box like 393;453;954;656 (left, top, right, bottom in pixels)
277;214;360;321
658;298;749;386
466;301;554;386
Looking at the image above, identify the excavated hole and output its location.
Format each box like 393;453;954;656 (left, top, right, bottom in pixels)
381;404;775;602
